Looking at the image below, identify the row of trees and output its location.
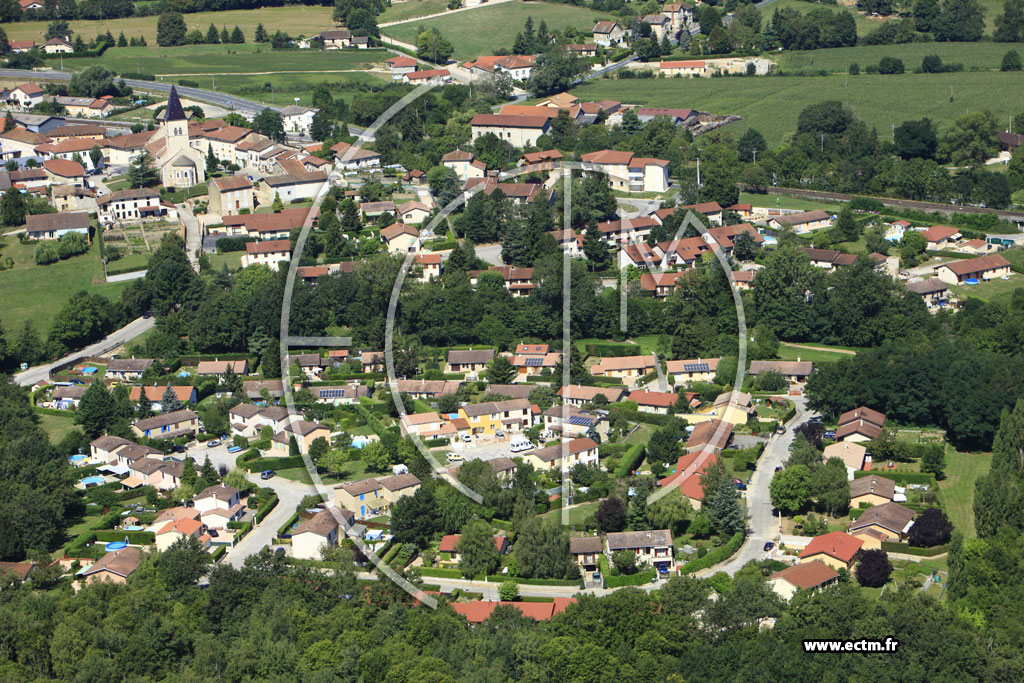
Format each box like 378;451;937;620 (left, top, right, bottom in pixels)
156;12;246;46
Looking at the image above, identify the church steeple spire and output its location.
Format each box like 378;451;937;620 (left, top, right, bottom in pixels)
164;85;187;122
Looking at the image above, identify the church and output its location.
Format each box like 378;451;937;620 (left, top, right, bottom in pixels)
147;86;206;188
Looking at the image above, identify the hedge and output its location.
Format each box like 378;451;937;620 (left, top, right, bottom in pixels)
66;533;97;555
613;443;646;478
211;545;226;561
604;568;656;588
241;455;307;472
418;567;465;578
121;72;156;80
424;438;450;448
33;406;76;417
255;493;279;523
585;343;642;357
781;405;797;424
486;575;582;586
382;542;402;565
680;531;745;574
277;512;300;538
92;511;122;531
214;236;258;253
94;530;155;545
882;541;947;556
104;264;148;277
853;471;936;486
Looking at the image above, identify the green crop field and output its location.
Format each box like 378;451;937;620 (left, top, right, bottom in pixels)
380;0;453;24
777;41;1024;74
185;70;389;108
571;71;1024;148
0;237;130;337
2;6;334;44
382;1;613;60
62;44;389;76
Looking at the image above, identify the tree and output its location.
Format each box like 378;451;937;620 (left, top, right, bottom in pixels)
161;385;183;413
361;440;391;472
2;112;13;133
117;32;127;48
498;579;519;601
126;152;158;188
908;507;953;547
457;518;502;578
595;497;627;532
136;390;153;419
206;23;220;44
811;458;849;516
700;4;722;33
914;0;941;31
255;23;268;43
486;355;516;385
526;45;586;97
44;20;70;41
1001;49;1023;71
769;465;811;513
416;28;454;64
894;118;938;160
159;535;212;590
512;516;574;579
0;188;24;227
611;549;639;575
921;445;946;479
205;144;218;177
76;380;114;438
157;12;187;47
272;192;284;213
252;108;285;143
231;26;245;44
833;206;859;242
737;128;766;163
933;0;986;41
899;229;927;263
856;549;893;587
877;56;904;74
348;8;380;38
309;109;333;142
995;0;1024;41
941;110;1000;166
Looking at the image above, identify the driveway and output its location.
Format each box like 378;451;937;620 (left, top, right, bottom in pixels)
700;396;814;576
474;242;504;266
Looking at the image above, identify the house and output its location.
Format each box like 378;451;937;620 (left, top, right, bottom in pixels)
80;547;143;585
243;379;285;400
9;40;35;53
131;409;199;440
380;222;421;254
580;149;669;193
445;348;494;376
331;141;381;170
538;92;580;109
712;390;755;425
635;107;698;125
196;359;248;377
592;20;625;46
51;95;113;118
208;175;254;217
798;531;863;570
292;508;352;560
918;225;961;250
243;239;291;270
628;390;678;415
606;529;673;570
459;399;533;435
96;188;165;224
659;448;720;509
836;407;885;443
361;351;385;373
396;379;461;399
415;253;442;281
395;200;431;225
666;357;720;385
11;83;44;108
848;502;915;541
50;184;97;213
228;403;266;437
270;420;331;455
768;561;839;601
905;279;953;313
885;219;911;242
452;599;576;624
386;55;418;78
90;435;134;462
399;412;455;440
526;437;600;471
0;561;37;584
838;406;885;430
360;200;396;218
557;384;627;407
849;475;896;508
439;534;509;562
493;55;536;81
259;172;327;206
105;358;155;380
104;130;156;165
155;517;204;552
659;60;706;77
471;264;539;297
403;69;451;85
541;406;604;440
570;536;603;571
51;385;86;409
769;210;833;233
685;418;732;453
441;149;487;182
510;347;561;375
590;355;656;386
470;114;551;148
280;105;317;134
128;385;198;411
618;241;662;269
42;37;73;53
334;473;422;519
799;247;858;271
463;177;551;207
287;352;327;379
518;149;564;174
566;43;598;57
936;254;1012;285
957;238;992;255
643;14;671;40
43;158;87;187
639;271;685;299
747;359;814;383
823;441;868;480
596;216;658;245
194;484;242;515
319;29;351;49
311;384;369;405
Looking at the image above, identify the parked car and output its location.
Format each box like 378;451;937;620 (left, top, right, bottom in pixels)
774;466;782;473
495;430;505;439
824;431;836;439
207;440;221;447
733;482;747;491
226;446;243;454
776;425;786;434
763;541;774;552
732;478;743;484
459;433;471;443
260;470;275;480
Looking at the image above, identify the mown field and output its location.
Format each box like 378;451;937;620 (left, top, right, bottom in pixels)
62;44;390;76
379;0;453;24
0;237;129;337
196;70;389;108
2;6;334;43
382;1;612;60
777;41;1024;73
571;71;1024;148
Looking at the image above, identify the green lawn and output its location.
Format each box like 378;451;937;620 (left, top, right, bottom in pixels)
63;44;388;76
380;0;453;24
571;71;1024;148
186;71;389;109
276;457;374;484
776;41;1024;74
383;1;613;60
3;6;333;43
777;343;857;363
541;501;599;525
0;237;130;337
949;272;1024;304
207;251;243;272
737;192;842;212
939;448;992;539
624;423;656;447
37;412;78;443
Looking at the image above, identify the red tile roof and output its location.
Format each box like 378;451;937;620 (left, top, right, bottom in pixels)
799;531;863;563
770;560;839;590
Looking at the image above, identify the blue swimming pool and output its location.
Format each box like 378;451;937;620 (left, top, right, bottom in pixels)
80;476;105;487
352;436;370;449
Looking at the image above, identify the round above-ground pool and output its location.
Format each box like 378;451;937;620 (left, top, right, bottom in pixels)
68;454;86;465
105;541;127;551
80;475;105;487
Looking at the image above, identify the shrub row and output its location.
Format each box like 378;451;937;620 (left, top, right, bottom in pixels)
33;406;76;417
882;541;948;556
121;72;156;81
417;566;464;578
423;438;449;448
94;530;155;545
680;531;745;574
255;493;279;523
382;542;402;565
211;545;227;561
486;575;582;586
104;264;148;277
604;568;656;588
215;236;259;253
613;443;646;478
277;512;300;538
230;521;252;540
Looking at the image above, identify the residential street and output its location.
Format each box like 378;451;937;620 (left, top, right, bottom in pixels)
14;316;155;387
178;205;202;272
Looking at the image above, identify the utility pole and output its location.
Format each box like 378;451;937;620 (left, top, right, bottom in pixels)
696;157;701;187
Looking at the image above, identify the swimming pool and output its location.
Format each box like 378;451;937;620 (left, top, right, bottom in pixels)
352;436;370;449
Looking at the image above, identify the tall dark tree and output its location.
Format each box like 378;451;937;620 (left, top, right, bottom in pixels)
75;380;114;438
856;549;893;587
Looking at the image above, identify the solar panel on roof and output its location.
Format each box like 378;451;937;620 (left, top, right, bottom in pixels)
524;357;544;366
319;389;347;398
683;362;709;373
567;415;593;426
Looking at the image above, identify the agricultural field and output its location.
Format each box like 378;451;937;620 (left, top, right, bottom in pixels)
939;448;992;539
0;237;130;336
62;44;389;76
186;70;389;108
379;0;453;24
382;1;613;60
102;220;181;273
776;41;1024;74
571;71;1024;148
776;342;857;363
1;6;333;44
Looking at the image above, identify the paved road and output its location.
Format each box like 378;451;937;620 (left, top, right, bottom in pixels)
106;270;147;282
178;204;201;272
702;396;814;576
475;242;504;266
14;315;155;386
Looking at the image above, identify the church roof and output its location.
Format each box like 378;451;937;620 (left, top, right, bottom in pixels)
164;86;187;123
170;152;196;167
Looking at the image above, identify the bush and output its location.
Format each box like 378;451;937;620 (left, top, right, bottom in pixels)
93;530;155;544
276;512;300;538
34;242;59;265
215;236;258;253
613;443;645;478
604;568;656;587
255;493;278;523
877;57;904;74
856;549;892;587
122;72;156;80
178;78;199;87
680;532;744;574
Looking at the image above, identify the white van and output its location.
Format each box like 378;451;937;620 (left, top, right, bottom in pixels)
509;437;533;453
